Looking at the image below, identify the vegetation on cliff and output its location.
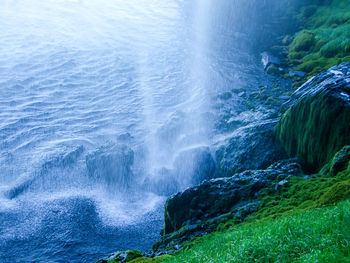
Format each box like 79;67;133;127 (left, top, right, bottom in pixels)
275;63;350;173
288;0;350;77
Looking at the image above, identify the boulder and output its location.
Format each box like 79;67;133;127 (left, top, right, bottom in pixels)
163;159;302;235
86;144;134;188
275;63;350;173
215;119;287;176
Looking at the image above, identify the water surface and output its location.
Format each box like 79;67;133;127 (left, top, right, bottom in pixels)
0;0;284;262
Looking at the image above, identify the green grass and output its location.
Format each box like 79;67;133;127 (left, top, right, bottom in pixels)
162;200;350;263
288;0;350;77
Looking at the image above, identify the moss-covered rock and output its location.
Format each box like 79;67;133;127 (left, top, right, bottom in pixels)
163;159;302;235
215;119;287;176
290;31;315;52
275;63;350;173
247;148;350;223
329;145;350;176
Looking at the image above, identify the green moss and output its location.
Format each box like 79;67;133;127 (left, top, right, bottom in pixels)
290;31;316;52
275;90;350;173
320;38;344;58
288;51;304;60
287;0;350;78
318;178;350;205
247;168;350;222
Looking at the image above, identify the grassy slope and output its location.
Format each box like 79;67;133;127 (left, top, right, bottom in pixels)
164;200;350;263
288;0;350;77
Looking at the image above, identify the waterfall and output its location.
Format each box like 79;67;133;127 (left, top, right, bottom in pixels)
136;0;215;194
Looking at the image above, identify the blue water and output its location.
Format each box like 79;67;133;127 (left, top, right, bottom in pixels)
0;0;289;262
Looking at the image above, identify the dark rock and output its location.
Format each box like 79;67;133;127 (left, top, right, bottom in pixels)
86;144;134;188
215;119;287;176
120;250;143;262
276;63;350;173
155;111;185;152
117;133;133;142
163;159;302;235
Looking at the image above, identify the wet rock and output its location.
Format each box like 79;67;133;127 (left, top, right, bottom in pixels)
163;159;302;235
155;111;185;151
289;70;306;78
276;63;350;173
215;119;287;176
261;52;280;70
142;147;216;196
143;168;180;196
86;144;134;188
97;250;142;263
266;64;285;76
173;146;217;187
